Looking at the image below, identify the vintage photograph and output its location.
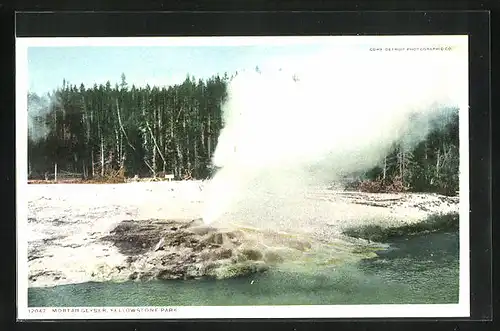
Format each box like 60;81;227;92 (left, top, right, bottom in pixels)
17;36;469;318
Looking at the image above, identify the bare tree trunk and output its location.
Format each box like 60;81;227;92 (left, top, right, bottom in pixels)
201;95;207;154
201;124;206;154
120;132;123;166
402;149;406;188
142;104;167;176
114;127;120;170
183;108;189;175
207;112;212;159
152;106;157;176
382;155;387;180
436;149;441;179
101;136;105;177
116;99;154;175
81;96;91;179
121;152;126;170
153;144;157;177
170;112;175;174
174;136;183;178
158;105;166;173
397;147;405;188
98;116;105;177
442;143;449;167
398;151;402;178
194;138;199;178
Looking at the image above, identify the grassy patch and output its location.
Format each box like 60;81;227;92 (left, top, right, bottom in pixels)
343;213;459;243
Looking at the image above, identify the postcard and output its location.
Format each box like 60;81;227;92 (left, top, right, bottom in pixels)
16;35;469;319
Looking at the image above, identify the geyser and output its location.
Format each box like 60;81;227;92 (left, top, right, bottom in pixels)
202;46;467;225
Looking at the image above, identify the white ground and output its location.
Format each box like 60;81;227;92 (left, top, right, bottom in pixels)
25;181;459;288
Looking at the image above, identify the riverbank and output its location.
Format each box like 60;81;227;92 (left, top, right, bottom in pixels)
28;231;460;306
26;181;459;288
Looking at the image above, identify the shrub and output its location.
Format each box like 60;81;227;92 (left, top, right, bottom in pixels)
357;176;408;193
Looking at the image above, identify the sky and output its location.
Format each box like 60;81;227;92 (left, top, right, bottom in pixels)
27;43;332;95
26;36;467;96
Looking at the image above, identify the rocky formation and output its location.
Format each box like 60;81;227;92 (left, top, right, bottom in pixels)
343;212;459;242
100;218;318;281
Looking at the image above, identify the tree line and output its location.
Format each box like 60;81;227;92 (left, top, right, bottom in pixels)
28;73;229;180
356;109;459;196
27;72;459;195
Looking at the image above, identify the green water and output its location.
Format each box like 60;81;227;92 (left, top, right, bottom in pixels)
28;231;459;307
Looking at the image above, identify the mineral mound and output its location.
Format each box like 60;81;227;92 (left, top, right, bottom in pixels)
101;218;313;281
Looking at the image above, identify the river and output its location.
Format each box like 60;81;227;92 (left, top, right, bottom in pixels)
28;230;458;307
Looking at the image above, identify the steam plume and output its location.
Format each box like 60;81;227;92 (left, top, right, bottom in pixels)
202;47;467;225
28;92;57;142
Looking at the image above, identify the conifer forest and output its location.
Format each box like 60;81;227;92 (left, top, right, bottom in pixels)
27;73;460;196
